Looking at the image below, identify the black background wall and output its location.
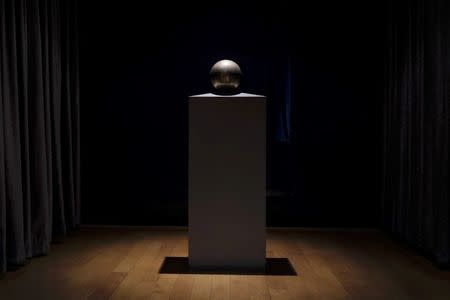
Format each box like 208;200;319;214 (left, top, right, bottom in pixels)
79;1;386;226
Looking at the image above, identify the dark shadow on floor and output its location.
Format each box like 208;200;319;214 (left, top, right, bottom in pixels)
159;257;297;276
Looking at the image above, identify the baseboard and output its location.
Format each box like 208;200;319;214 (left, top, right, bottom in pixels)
80;224;379;232
267;227;379;232
80;224;187;231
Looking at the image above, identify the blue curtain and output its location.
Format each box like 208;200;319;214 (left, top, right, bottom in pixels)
276;57;293;143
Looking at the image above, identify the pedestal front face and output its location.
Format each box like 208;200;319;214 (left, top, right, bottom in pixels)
188;93;266;270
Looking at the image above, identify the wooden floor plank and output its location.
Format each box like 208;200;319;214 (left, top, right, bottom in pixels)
88;271;127;300
210;275;230;300
1;229;449;300
247;275;270;300
149;274;178;300
190;275;212;300
110;241;163;300
169;275;195;300
265;275;293;300
230;275;249;300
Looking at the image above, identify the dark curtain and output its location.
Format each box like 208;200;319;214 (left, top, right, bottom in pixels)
382;0;450;266
0;0;79;272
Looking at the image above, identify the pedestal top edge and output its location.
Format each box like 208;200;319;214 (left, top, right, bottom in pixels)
189;92;266;99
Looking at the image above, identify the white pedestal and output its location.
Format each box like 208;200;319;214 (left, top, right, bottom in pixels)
188;93;266;270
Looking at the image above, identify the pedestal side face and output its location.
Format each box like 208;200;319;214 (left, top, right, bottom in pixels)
188;96;266;269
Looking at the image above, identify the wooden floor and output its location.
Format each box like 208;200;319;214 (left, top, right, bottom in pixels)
1;228;449;300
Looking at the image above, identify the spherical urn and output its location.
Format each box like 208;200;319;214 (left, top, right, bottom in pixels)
210;59;242;95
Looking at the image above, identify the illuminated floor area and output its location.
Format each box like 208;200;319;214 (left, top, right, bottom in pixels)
0;229;449;299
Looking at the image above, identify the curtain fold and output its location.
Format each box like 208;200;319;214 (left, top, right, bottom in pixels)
0;0;79;272
382;0;449;266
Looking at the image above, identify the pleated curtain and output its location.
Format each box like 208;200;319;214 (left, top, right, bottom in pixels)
0;0;79;272
382;0;450;266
